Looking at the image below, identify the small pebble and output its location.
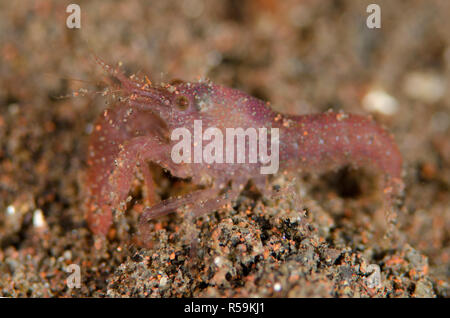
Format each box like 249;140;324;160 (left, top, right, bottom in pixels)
274;282;282;292
214;256;223;266
362;88;398;115
159;276;168;287
365;264;382;289
33;209;47;229
403;71;445;103
6;205;15;215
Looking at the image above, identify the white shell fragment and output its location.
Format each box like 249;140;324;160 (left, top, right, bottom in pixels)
362;88;399;115
365;264;382;289
403;71;446;104
33;209;47;229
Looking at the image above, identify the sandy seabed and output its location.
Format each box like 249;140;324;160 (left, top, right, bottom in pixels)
0;0;448;297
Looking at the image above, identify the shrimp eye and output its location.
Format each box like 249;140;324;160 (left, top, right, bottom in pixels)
175;95;189;110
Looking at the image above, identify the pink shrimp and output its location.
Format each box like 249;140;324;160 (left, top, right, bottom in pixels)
84;60;403;240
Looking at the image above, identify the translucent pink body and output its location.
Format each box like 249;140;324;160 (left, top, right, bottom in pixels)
85;62;403;238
